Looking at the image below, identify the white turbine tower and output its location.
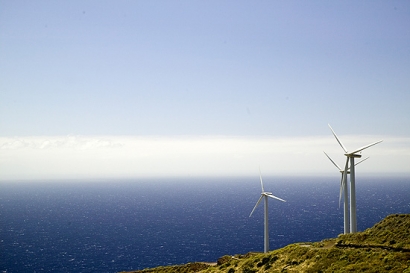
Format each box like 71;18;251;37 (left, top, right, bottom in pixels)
249;170;286;253
323;152;369;234
328;124;382;233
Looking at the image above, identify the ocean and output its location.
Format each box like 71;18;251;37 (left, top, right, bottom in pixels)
1;177;409;273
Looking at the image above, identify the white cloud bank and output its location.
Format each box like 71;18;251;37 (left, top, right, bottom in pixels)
0;135;409;180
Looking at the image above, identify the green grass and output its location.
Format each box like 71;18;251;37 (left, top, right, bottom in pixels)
121;214;410;273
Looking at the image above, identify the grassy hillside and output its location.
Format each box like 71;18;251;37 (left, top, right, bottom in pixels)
121;214;410;273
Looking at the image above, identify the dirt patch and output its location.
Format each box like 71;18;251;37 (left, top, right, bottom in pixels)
322;240;336;249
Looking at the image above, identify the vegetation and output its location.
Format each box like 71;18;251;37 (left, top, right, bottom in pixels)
121;214;410;273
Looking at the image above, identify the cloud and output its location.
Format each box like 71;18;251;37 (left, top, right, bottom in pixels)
0;136;123;150
0;135;409;181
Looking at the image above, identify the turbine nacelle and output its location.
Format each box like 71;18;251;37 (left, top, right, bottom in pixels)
345;153;362;158
262;192;286;202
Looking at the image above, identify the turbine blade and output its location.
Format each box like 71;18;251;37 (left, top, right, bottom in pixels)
354;156;369;166
341;157;349;206
324;151;342;171
348;140;383;155
249;195;263;217
328;124;348;153
259;168;265;192
267;194;286;202
339;157;349;209
343;156;349;174
338;174;344;209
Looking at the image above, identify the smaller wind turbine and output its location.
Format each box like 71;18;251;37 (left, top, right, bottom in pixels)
323;152;368;234
249;170;286;253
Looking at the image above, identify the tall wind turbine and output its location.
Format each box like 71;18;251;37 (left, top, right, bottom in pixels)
328;124;382;233
249;170;286;253
323;152;369;234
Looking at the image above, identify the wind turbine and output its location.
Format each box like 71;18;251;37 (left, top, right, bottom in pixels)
323;151;369;234
249;170;286;253
328;124;382;233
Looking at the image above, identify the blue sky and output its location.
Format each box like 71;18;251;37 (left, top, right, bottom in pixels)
1;1;409;179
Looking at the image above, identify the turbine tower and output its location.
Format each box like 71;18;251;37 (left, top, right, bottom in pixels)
249;170;286;253
323;152;368;234
328;124;382;233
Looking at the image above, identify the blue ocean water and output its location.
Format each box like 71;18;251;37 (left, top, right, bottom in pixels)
0;177;409;273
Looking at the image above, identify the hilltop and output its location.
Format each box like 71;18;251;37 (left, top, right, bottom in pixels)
121;214;410;273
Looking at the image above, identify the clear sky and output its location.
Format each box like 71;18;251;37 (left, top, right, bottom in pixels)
1;1;409;180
